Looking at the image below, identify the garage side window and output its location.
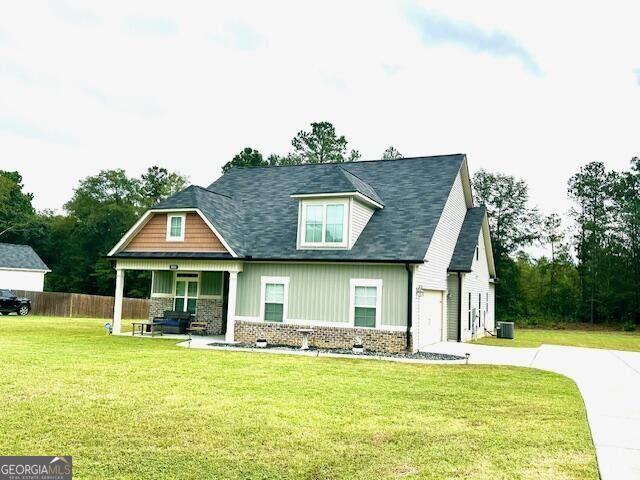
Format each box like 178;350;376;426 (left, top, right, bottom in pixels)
350;279;382;328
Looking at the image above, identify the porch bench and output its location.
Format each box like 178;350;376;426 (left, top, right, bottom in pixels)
187;321;208;336
152;311;192;334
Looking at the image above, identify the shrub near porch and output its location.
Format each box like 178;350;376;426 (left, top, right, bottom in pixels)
0;317;598;480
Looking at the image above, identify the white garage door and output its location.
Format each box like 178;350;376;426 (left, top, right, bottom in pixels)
417;290;443;350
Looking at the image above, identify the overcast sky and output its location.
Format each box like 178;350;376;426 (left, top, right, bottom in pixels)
1;1;639;220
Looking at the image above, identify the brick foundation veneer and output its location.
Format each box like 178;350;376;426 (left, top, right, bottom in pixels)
234;320;408;353
149;297;224;335
149;297;173;320
195;299;224;335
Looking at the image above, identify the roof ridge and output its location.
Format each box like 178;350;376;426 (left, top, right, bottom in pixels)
337;166;383;204
228;153;466;171
192;184;233;199
0;242;31;248
338;165;366;183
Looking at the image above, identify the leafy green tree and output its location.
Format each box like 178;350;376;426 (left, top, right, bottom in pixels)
63;170;142;295
514;252;580;323
542;213;566;314
0;171;36;241
222;148;268;173
382;146;403;160
41;166;186;296
568;162;615;323
609;157;640;323
473;170;540;318
291;122;360;163
140;166;187;209
473;170;541;260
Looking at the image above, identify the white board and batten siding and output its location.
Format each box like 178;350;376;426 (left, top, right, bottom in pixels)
413;172;467;350
0;269;46;292
446;274;460;341
459;229;494;342
349;198;375;248
414;173;468;291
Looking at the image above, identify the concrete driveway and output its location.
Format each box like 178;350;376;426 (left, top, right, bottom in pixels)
429;341;640;480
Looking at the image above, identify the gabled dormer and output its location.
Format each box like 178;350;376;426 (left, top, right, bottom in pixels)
290;166;384;250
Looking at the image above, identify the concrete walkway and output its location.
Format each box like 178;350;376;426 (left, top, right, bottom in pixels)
429;341;640;480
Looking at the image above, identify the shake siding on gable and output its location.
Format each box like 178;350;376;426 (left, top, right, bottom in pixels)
414;173;467;291
123;213;228;253
349;198;375;248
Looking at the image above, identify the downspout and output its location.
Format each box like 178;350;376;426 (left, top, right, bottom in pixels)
405;264;413;351
457;272;462;342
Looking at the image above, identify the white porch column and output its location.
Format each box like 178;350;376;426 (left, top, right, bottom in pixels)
225;271;238;343
113;268;124;334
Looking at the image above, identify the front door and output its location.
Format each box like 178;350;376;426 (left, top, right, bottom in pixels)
417;290;443;350
174;274;198;314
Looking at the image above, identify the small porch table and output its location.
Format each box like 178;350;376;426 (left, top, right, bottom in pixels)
131;321;163;337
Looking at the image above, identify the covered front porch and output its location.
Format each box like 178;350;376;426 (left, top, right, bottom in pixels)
111;257;242;343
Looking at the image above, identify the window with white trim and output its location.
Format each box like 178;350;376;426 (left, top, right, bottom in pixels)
305;205;323;243
166;214;186;241
260;276;289;323
325;204;344;243
350;279;382;328
264;284;284;322
174;273;198;314
300;200;347;248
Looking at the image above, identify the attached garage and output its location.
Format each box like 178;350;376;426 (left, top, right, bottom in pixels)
416;289;444;350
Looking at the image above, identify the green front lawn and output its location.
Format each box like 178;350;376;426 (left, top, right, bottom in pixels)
474;327;640;352
0;317;597;479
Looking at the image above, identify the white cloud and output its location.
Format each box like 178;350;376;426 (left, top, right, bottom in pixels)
0;0;638;233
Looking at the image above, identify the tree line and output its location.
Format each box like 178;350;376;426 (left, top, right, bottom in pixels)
2;120;636;327
476;158;639;328
0;167;187;297
222;121;403;172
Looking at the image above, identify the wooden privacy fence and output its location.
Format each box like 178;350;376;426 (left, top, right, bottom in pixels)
12;290;149;319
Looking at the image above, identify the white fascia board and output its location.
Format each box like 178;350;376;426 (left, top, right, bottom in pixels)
194;209;238;258
0;267;50;273
459;156;474;208
290;192;383;210
107;208;238;258
107;209;155;256
481;215;496;278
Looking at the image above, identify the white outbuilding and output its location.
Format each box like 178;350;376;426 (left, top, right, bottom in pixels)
0;243;50;292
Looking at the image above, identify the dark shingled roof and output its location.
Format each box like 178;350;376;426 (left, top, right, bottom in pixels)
139;155;466;262
0;243;49;271
292;165;384;206
448;207;486;272
151;185;248;256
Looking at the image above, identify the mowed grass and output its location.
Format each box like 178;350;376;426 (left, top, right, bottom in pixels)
0;317;598;479
474;327;640;352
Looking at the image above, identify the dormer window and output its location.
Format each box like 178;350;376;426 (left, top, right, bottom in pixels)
291;166;384;251
300;200;348;248
166;213;186;241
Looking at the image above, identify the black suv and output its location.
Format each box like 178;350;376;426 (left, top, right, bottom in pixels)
0;289;31;315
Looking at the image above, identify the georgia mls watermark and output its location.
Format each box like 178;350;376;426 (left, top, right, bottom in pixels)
0;456;72;480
